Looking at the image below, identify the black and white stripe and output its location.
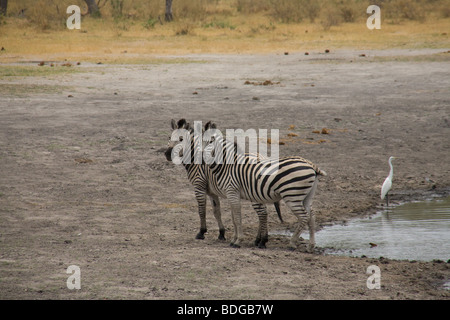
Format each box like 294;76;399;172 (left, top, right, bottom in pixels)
204;132;326;251
165;119;282;242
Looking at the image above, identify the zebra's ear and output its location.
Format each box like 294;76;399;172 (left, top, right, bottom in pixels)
204;121;217;131
171;119;177;130
177;119;187;128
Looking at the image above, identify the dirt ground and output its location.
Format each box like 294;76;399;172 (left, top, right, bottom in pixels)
0;49;449;300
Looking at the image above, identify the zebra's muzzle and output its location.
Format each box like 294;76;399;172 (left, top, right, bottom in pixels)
164;147;172;161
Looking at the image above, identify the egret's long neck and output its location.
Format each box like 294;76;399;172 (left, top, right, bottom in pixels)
388;158;394;180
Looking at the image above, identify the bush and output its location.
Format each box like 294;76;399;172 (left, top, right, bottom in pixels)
143;17;158;29
174;21;196;35
236;0;271;14
384;0;426;22
320;6;343;30
270;0;321;23
173;0;207;21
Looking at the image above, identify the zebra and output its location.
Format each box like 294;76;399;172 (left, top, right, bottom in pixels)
164;119;282;242
202;130;327;251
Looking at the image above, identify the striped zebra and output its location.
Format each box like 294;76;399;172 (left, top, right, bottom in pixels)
203;131;326;251
164;119;282;242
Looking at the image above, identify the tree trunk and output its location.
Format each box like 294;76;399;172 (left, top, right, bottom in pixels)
84;0;100;17
165;0;173;22
0;0;7;16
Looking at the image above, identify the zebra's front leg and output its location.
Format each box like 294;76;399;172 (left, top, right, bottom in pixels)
194;190;208;240
209;194;226;240
228;193;243;248
252;203;268;249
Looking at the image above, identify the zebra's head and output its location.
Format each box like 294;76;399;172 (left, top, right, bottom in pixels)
203;130;239;169
164;119;192;162
165;119;220;165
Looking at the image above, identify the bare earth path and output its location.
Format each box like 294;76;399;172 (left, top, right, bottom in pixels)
0;49;449;299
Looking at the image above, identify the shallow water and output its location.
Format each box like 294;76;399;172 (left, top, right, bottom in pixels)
273;196;450;262
315;196;450;261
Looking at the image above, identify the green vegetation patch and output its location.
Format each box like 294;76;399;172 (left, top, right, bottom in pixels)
0;83;71;96
0;64;83;78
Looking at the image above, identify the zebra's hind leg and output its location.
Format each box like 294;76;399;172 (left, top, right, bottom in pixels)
284;200;309;251
304;179;318;252
251;203;268;249
210;195;226;241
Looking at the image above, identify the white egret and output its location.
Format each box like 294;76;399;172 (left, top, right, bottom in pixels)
381;156;396;206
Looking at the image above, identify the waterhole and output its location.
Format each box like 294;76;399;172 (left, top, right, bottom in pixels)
272;196;450;262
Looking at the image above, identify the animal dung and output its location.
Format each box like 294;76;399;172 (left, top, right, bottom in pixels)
74;158;93;164
369;243;378;248
312;128;330;134
288;125;295;130
267;138;285;145
287;133;298;137
244;80;280;86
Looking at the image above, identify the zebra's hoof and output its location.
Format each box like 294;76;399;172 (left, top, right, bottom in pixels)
218;230;226;241
258;243;267;249
195;233;205;240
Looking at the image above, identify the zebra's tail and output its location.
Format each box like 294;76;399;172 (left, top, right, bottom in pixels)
274;201;283;223
295;156;327;177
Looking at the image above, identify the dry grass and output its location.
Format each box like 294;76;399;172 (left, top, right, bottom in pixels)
0;0;449;63
0;83;69;96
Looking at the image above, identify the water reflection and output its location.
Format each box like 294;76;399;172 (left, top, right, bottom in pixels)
303;196;449;261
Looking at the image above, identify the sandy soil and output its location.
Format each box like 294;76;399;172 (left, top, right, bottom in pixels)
0;49;449;300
